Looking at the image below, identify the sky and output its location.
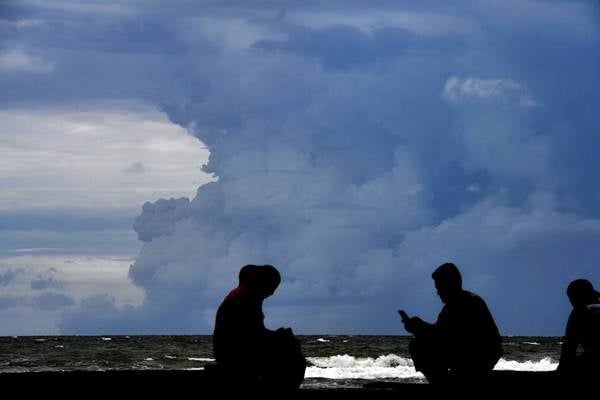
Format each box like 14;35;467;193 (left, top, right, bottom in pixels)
0;0;599;336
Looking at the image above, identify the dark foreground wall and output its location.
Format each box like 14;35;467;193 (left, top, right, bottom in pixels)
0;370;589;397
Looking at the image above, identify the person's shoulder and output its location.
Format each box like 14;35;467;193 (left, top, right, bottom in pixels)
221;286;246;303
462;290;488;306
462;290;482;300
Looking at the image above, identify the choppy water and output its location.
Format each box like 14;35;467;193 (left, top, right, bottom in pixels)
0;335;561;388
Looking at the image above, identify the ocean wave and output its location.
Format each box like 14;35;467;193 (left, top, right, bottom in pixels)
306;354;423;380
494;357;557;371
305;354;558;380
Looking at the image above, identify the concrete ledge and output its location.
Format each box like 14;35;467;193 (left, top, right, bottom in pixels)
0;369;588;396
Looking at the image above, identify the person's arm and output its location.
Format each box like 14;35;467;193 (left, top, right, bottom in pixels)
557;311;578;372
403;315;437;337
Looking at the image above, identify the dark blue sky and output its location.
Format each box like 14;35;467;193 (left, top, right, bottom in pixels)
0;0;599;335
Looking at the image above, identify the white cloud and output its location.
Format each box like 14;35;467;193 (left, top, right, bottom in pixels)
0;49;55;74
0;18;45;29
288;10;476;36
518;95;542;109
443;76;520;101
124;136;435;332
115;30;592;335
133;198;192;242
443;76;541;108
0;268;21;286
0;104;213;211
11;0;135;16
33;292;75;310
0;210;146;335
176;17;286;51
0;254;143;301
0;254;144;312
0;226;140;258
31;267;64;290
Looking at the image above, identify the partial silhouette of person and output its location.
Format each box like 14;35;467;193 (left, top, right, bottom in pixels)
400;262;503;384
213;264;305;390
557;279;600;377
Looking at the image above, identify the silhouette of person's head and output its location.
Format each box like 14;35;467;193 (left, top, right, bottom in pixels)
239;264;257;285
567;279;600;308
257;264;281;298
238;264;281;299
432;262;463;304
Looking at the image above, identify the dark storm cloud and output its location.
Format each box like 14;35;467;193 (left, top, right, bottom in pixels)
3;0;599;335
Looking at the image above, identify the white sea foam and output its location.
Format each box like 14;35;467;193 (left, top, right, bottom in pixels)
306;354;558;380
188;357;215;362
164;355;177;359
145;358;154;361
316;338;330;343
494;357;557;371
306;354;423;380
101;337;112;341
523;342;541;346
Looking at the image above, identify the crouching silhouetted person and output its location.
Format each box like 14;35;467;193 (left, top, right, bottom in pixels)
400;262;503;384
213;264;306;391
557;279;600;378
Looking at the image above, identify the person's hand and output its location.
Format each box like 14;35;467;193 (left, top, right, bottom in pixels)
403;316;424;334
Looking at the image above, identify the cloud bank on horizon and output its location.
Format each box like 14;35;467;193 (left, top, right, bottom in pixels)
2;0;600;335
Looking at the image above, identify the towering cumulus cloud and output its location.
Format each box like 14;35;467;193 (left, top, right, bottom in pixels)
64;1;600;334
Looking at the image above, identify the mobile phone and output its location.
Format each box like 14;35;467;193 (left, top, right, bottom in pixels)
398;310;409;321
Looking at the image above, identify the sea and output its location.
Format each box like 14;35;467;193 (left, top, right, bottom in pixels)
0;335;560;389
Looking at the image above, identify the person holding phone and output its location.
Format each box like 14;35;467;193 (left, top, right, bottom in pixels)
399;262;503;384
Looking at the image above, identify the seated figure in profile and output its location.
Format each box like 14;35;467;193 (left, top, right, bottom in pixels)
213;264;305;390
557;278;600;377
399;262;503;384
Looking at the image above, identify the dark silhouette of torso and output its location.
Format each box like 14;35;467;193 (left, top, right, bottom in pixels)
213;284;269;371
557;278;600;377
435;290;503;371
559;303;600;372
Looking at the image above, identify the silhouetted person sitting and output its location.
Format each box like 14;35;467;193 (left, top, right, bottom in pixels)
213;264;305;391
557;279;600;377
400;262;503;384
